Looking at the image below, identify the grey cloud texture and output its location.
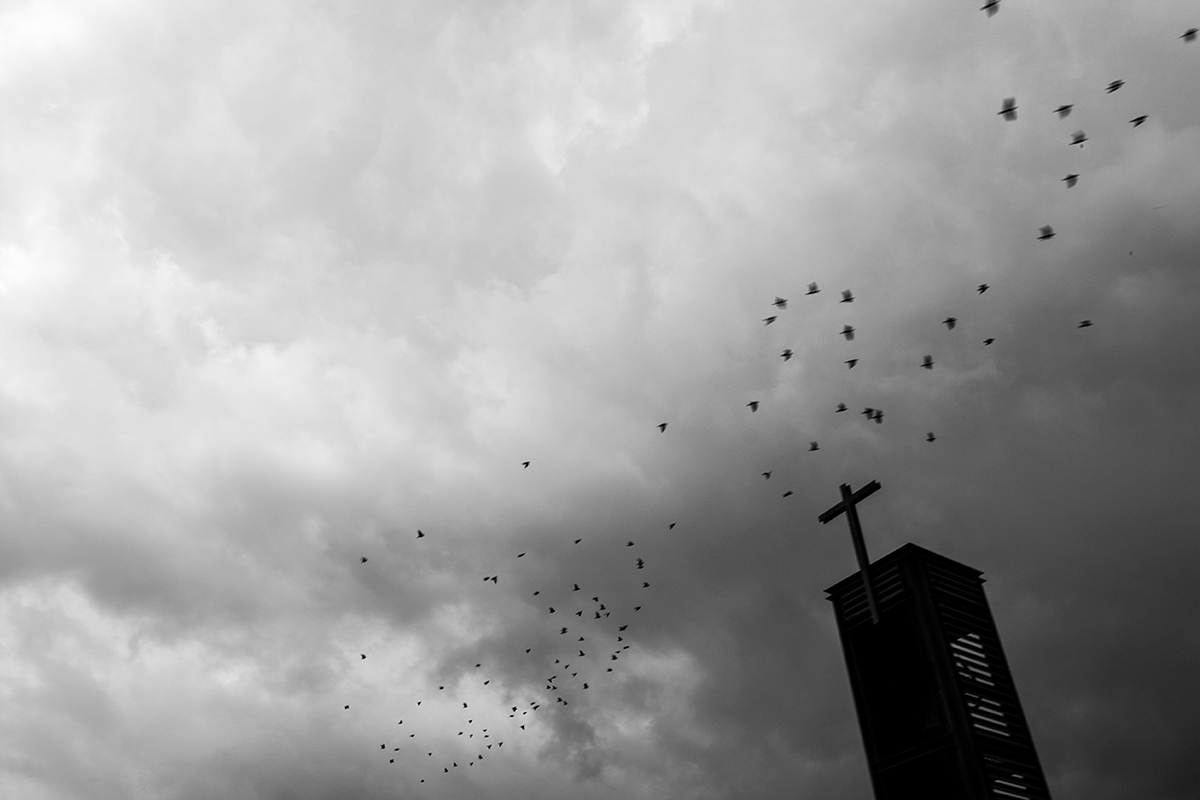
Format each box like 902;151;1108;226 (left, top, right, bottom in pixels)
2;1;1198;798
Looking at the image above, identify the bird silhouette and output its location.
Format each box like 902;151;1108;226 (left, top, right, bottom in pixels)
943;317;957;330
522;461;530;468
836;402;847;412
921;355;934;370
1054;104;1073;118
809;442;820;452
626;541;635;547
841;325;855;341
574;538;582;544
668;523;676;529
573;584;580;591
846;359;858;369
926;432;937;442
417;529;425;538
1105;79;1124;93
978;283;989;294
773;297;788;309
871;410;884;424
1078;320;1094;328
658;423;667;432
360;556;368;563
762;471;772;479
862;407;875;417
747;401;760;412
806;282;820;295
783;490;794;498
1037;225;1056;240
361;654;366;660
981;0;1000;15
998;97;1017;121
841;290;854;303
1070;130;1088;147
1183;28;1198;42
781;349;793;361
1130;115;1148;127
984;338;996;346
517;552;525;557
1062;174;1079;188
763;316;777;325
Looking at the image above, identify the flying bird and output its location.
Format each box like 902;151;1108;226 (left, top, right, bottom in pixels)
1054;104;1073;118
1182;28;1198;41
573;584;580;591
809;441;820;452
626;541;635;547
1105;79;1124;93
781;349;793;361
517;552;525;557
841;325;855;341
998;97;1017;121
763;316;777;325
1130;115;1148;127
845;359;858;369
522;461;530;468
658;423;667;432
747;401;760;412
862;407;875;418
1062;174;1079;188
360;557;368;563
361;654;366;660
574;538;582;544
871;410;884;424
841;290;854;303
1069;130;1088;147
806;282;820;295
978;283;989;294
668;523;676;529
773;297;788;309
762;471;772;479
417;529;425;538
981;0;1000;15
1078;320;1094;328
836;402;847;412
984;338;995;346
921;355;934;370
943;317;957;330
782;490;794;498
1037;225;1056;240
926;432;937;442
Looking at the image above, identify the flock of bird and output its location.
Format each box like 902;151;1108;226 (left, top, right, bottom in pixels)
334;10;1196;789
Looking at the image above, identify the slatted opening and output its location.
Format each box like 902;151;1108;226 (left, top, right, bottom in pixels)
982;753;1047;799
838;563;904;623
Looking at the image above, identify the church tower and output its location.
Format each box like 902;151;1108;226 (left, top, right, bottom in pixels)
826;543;1053;799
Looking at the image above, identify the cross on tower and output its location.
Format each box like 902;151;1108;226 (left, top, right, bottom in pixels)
819;480;882;624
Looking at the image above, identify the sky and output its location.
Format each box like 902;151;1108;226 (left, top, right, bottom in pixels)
1;1;1198;798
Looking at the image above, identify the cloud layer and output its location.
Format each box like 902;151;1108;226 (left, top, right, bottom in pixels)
2;1;1198;798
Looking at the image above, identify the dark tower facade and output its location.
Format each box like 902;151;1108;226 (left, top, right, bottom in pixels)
826;543;1053;799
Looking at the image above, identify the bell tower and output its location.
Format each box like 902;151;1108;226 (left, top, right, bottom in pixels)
825;543;1054;799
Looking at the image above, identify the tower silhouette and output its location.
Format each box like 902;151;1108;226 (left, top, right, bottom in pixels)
826;543;1053;799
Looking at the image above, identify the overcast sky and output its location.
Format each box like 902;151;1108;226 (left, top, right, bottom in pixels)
2;1;1198;798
